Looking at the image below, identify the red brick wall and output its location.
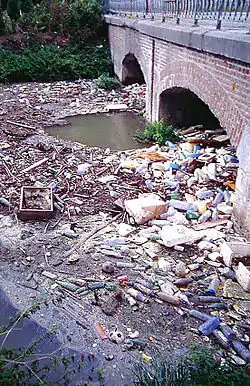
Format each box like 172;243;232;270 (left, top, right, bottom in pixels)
108;25;250;148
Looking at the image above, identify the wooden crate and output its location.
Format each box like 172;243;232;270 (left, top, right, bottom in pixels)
19;186;53;220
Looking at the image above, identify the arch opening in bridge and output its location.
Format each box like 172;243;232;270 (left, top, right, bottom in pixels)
122;54;145;85
159;87;220;129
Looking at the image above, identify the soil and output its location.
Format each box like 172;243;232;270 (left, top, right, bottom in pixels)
0;80;249;385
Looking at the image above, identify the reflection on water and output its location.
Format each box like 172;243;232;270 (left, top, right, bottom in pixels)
46;112;147;150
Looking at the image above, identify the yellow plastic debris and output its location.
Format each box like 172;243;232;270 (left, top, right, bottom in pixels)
142;353;152;362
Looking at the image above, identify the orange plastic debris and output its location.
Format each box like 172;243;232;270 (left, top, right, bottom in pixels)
94;321;108;340
136;152;168;162
224;180;235;190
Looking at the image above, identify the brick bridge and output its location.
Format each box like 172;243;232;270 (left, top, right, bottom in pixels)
105;15;250;236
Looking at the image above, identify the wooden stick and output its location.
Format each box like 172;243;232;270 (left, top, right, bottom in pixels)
6;120;36;130
80;213;122;244
20;157;49;174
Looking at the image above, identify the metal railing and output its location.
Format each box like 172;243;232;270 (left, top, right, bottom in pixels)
108;0;250;29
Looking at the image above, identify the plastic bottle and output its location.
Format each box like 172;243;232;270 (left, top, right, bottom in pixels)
174;277;193;287
157;292;180;305
205;277;220;296
186;210;200;220
198;296;224;303
184;308;210;321
165;162;179;171
145;179;153;189
159;207;177;219
212;191;224;207
211;208;218;221
231;340;250;362
224;189;231;205
196;189;214;199
124;293;137;306
133;283;154;297
168;199;197;212
135;161;148;174
198;209;212;223
196;201;207;214
207;303;228;310
220;323;236;341
127;288;149;303
0;197;10;207
165;140;176;148
164;180;179;189
165;193;179;200
198;316;220;336
212;330;230;349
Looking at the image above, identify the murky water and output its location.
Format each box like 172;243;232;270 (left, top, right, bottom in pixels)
46;112;147;150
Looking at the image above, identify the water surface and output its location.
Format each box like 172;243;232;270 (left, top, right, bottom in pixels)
46;112;147;150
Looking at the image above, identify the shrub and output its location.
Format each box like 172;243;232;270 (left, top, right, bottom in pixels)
135;120;180;145
65;0;103;41
6;0;19;20
96;73;121;90
0;43;113;82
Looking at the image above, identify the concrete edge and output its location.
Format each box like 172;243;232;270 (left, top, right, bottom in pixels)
105;15;250;64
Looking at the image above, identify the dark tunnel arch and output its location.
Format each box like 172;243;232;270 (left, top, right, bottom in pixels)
159;87;221;129
122;53;145;85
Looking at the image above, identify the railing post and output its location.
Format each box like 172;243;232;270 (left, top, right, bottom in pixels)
216;0;224;30
176;0;181;24
193;0;199;26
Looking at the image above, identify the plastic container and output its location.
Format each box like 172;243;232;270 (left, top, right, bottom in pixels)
77;164;86;175
164;180;179;189
174;277;193;287
231;340;250;362
211;208;218;221
165;140;176;148
198;209;212;223
224;190;231;205
212;191;224;207
196;189;214;199
165;162;179;171
133;283;154;297
196;201;207;214
198;316;220;335
220;324;236;341
159;207;177;219
205;277;220;296
169;199;197;212
157;292;180;305
127;288;149;303
186;210;200;220
145;179;153;189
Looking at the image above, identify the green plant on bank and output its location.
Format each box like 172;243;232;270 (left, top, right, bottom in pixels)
135;120;180;145
0;295;83;385
96;72;121;90
0;43;113;82
133;344;250;386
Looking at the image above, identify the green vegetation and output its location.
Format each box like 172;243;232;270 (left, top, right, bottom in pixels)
0;296;83;385
0;0;114;83
135;120;180;145
96;72;121;90
0;43;112;82
134;344;250;386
